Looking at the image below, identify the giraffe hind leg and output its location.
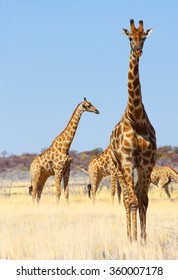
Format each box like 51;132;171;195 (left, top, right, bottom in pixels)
164;183;172;200
116;177;122;204
110;174;116;204
31;173;48;203
63;166;71;205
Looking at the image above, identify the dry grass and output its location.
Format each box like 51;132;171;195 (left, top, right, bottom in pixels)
0;183;178;260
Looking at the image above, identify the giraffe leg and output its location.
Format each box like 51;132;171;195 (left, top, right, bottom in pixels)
158;178;171;200
124;167;138;241
32;173;48;203
163;183;171;200
36;185;43;203
116;177;122;204
136;168;150;241
139;194;148;241
63;163;71;205
90;173;101;204
117;168;137;241
110;174;116;204
54;168;63;202
126;206;131;241
31;170;41;203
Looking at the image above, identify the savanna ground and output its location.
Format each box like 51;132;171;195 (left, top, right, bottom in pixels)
0;177;178;260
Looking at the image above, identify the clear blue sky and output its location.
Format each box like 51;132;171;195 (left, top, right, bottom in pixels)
0;0;178;155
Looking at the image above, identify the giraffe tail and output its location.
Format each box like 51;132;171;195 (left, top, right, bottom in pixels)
29;184;33;195
81;168;92;198
87;183;92;198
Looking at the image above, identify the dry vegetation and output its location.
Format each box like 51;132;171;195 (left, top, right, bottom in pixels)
0;180;178;260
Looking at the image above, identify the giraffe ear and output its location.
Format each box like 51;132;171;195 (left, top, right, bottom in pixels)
145;28;153;37
122;28;130;37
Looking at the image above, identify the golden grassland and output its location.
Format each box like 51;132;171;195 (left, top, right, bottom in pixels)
0;181;178;260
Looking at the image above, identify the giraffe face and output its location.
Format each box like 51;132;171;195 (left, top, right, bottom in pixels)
122;19;152;57
82;97;100;114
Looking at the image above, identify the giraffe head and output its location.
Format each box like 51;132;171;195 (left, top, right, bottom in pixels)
81;97;100;114
122;19;152;57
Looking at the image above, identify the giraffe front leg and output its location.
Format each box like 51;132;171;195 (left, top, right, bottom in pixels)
117;169;136;241
136;169;150;241
139;201;147;240
123;167;138;241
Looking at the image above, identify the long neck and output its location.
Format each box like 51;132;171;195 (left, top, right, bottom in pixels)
126;53;144;123
53;103;83;153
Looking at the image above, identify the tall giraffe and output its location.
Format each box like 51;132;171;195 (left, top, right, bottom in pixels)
81;145;121;204
151;165;178;200
30;98;100;203
110;19;157;241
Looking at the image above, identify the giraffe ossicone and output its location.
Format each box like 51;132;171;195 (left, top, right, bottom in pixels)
30;97;100;203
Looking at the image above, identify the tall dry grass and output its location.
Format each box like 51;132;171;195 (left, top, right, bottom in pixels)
0;185;178;260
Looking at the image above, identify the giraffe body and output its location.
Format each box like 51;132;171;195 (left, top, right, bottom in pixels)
30;98;100;203
110;20;156;241
82;145;121;203
151;166;178;199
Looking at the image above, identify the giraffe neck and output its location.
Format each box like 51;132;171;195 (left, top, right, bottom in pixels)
126;53;144;123
53;103;83;154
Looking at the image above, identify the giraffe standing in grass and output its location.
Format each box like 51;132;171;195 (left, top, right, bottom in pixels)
30;98;100;203
81;145;121;204
110;19;156;241
151;166;178;200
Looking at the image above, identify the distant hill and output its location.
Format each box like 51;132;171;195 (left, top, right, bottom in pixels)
0;146;178;175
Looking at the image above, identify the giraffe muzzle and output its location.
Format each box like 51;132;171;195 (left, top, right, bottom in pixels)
132;47;143;57
95;109;100;114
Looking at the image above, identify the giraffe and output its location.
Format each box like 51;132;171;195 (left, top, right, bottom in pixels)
110;19;157;241
81;145;121;204
30;98;100;203
150;165;178;200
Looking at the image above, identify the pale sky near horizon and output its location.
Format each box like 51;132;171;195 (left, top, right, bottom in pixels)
0;0;178;155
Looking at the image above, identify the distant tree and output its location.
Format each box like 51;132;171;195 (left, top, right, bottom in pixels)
91;147;103;156
158;145;172;153
173;146;178;153
1;151;8;157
